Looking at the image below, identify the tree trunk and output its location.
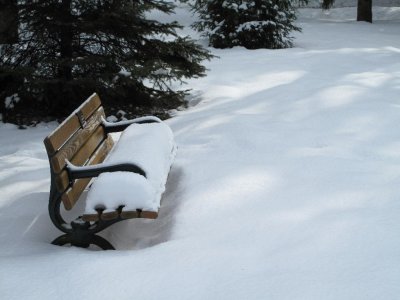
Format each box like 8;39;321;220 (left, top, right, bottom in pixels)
357;0;372;23
59;0;73;81
0;0;18;44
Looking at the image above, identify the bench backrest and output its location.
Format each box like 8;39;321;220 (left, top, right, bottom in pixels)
44;93;114;210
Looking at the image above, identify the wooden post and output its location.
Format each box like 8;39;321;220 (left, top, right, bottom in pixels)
0;0;18;44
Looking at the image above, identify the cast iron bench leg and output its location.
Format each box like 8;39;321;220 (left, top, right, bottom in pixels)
52;233;114;250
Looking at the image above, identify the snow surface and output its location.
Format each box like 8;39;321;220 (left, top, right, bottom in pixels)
4;93;20;109
85;121;176;214
1;5;400;300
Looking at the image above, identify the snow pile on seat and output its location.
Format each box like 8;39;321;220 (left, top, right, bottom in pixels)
85;120;176;215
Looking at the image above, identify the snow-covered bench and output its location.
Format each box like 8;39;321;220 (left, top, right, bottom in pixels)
44;93;176;250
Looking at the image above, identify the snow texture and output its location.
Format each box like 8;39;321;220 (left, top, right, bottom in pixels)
85;121;176;214
0;4;400;300
4;93;20;109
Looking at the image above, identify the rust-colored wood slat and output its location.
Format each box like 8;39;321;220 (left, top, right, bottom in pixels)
82;209;158;222
61;136;114;210
119;210;140;219
50;108;105;173
43;94;102;155
100;211;119;221
140;211;158;219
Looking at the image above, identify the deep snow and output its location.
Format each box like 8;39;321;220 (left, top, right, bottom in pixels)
1;5;400;300
86;120;176;214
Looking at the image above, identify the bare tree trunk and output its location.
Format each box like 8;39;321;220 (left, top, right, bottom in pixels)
0;0;18;44
59;0;73;81
357;0;372;23
322;0;334;10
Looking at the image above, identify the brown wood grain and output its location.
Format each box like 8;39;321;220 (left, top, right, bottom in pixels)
140;211;158;219
100;211;119;221
50;108;105;173
81;93;102;118
55;171;69;193
119;210;140;219
60;136;114;210
61;177;92;210
44;116;80;155
82;209;158;222
43;94;101;155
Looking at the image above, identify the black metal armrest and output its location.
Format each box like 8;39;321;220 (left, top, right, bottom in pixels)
66;161;146;182
102;116;161;134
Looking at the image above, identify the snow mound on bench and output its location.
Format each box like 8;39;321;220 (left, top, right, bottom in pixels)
85;121;176;214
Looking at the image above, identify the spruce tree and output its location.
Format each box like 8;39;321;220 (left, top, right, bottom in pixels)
0;0;212;124
188;0;301;49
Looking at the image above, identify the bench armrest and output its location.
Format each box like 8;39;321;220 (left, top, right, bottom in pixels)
66;160;146;182
102;116;161;134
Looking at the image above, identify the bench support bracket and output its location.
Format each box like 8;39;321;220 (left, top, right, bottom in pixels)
51;221;114;250
48;179;119;250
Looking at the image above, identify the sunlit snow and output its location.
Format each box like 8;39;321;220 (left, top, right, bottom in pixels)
1;3;400;300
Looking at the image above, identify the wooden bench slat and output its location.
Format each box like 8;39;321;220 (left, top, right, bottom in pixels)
82;209;158;222
100;211;119;221
62;178;92;211
50;107;105;173
55;171;69;194
140;211;158;219
80;94;102;119
119;210;140;219
61;136;114;210
44;94;102;155
44;116;80;155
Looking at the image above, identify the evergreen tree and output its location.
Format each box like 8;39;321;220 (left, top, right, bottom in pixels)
0;0;212;124
188;0;301;49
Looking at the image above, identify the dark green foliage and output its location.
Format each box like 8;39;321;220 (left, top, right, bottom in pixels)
0;0;212;124
187;0;302;49
0;0;18;44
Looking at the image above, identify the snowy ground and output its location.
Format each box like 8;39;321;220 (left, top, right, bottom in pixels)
1;6;400;300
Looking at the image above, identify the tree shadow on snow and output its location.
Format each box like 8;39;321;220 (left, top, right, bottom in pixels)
0;191;59;255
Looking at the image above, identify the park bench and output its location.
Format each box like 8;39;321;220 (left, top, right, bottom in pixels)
43;93;176;250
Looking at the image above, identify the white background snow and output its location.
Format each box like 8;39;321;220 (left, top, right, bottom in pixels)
1;2;400;300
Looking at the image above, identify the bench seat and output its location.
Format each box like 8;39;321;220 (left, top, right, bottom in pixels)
82;121;176;221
